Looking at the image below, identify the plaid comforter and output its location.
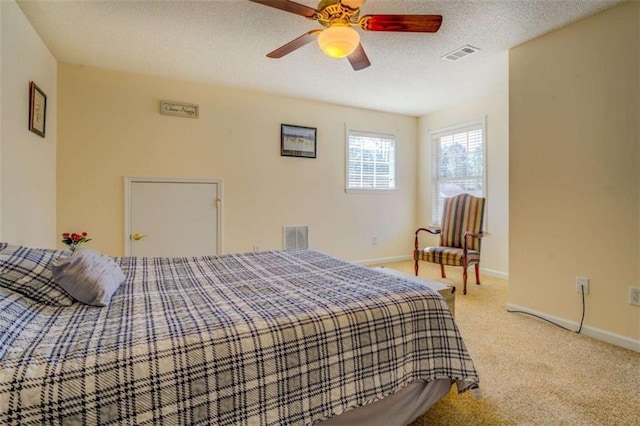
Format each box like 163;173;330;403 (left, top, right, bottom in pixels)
0;249;478;425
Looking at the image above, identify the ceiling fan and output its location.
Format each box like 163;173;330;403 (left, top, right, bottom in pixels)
249;0;442;71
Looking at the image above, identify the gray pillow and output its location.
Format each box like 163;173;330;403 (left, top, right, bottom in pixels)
52;248;125;306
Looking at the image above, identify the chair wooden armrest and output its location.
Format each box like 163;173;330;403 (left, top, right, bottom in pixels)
463;231;485;253
464;231;485;239
414;227;441;255
413;226;442;262
415;226;441;236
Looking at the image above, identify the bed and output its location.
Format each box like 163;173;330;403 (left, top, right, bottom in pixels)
0;245;478;425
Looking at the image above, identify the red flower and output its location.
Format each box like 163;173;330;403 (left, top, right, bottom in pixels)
61;231;91;251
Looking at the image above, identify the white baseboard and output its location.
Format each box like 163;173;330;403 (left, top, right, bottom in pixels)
354;256;509;280
353;255;413;266
480;268;509;280
507;303;640;353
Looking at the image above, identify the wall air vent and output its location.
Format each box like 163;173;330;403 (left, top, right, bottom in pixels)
442;45;481;61
283;226;309;250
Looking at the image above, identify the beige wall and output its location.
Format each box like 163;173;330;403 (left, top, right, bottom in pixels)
57;64;418;261
0;1;3;238
417;53;510;277
0;0;57;247
510;2;639;344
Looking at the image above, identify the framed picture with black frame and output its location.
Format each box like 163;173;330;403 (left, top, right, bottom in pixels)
28;82;47;138
281;124;317;158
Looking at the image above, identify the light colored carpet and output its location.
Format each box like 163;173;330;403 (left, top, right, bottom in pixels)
370;260;640;426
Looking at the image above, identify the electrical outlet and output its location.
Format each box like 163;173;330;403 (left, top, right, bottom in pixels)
372;236;378;245
576;277;589;295
629;287;640;306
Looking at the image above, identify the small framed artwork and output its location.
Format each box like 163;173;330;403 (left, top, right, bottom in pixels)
281;124;317;158
28;82;47;138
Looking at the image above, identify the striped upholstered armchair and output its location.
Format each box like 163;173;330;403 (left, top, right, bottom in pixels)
414;193;486;295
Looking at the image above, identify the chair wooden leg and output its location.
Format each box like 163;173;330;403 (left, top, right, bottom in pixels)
414;251;419;276
475;263;481;285
463;266;468;295
440;264;446;278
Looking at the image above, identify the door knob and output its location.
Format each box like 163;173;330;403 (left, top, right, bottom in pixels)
131;232;147;241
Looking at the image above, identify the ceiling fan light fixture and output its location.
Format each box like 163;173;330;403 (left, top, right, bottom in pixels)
341;0;365;8
317;25;360;59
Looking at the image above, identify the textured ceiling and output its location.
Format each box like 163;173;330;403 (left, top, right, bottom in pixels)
17;0;623;116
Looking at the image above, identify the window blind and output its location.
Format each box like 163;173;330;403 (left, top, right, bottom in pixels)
431;122;485;224
347;130;396;191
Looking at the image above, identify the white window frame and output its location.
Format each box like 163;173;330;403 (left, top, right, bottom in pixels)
430;117;487;225
345;127;397;193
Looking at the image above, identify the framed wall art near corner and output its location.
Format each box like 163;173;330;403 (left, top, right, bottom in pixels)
29;82;47;138
281;124;317;158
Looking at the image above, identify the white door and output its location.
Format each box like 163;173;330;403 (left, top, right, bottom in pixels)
125;178;221;257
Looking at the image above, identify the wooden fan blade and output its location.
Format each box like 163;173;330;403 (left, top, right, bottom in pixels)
267;30;322;58
348;43;370;71
359;14;443;32
248;0;317;18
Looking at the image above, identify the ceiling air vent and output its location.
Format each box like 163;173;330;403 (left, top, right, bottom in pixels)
442;45;480;61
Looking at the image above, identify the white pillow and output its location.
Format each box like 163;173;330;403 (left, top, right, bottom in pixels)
52;248;125;306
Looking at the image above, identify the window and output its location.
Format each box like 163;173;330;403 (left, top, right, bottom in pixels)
431;118;486;224
346;130;396;192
